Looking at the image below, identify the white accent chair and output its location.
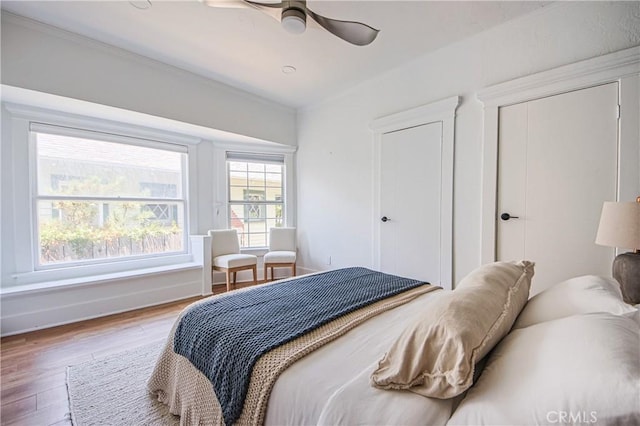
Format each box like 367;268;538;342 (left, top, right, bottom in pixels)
208;229;257;292
263;227;297;282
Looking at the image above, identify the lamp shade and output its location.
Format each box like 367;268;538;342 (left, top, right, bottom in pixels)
595;201;640;250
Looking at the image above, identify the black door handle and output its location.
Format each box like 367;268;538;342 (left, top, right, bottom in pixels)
381;216;390;222
500;213;520;221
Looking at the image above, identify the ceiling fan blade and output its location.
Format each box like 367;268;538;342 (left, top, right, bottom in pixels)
306;8;379;46
202;0;283;22
201;0;283;12
244;0;284;8
243;0;284;21
200;0;253;9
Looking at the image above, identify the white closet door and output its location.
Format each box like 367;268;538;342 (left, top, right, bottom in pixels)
379;122;442;283
497;82;619;294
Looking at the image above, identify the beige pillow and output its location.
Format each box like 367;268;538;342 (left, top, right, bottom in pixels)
370;260;534;399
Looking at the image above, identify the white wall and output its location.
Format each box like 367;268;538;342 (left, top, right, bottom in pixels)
296;2;640;285
1;12;297;146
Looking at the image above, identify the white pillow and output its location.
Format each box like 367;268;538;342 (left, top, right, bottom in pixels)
448;312;640;426
513;275;636;329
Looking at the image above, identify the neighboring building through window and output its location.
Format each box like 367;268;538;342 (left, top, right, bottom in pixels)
140;182;179;225
34;127;187;267
227;152;284;248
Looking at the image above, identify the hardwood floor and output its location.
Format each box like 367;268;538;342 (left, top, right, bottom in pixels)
0;282;259;426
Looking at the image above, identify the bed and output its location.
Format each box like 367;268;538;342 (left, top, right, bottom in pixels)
148;262;640;425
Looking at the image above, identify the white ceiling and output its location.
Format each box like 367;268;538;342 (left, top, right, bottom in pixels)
1;1;549;108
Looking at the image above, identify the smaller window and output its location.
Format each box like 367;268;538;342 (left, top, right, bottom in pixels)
227;152;284;248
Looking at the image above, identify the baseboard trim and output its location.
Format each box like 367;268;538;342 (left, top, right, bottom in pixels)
1;279;202;337
296;266;318;276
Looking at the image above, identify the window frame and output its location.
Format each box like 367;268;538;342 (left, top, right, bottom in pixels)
212;144;296;254
31;123;190;270
226;153;285;249
4;103;199;286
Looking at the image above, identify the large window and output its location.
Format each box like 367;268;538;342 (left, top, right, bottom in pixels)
227;152;284;248
33;125;188;268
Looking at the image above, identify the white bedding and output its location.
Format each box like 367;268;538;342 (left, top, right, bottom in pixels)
150;270;639;425
264;288;454;425
448;312;640;425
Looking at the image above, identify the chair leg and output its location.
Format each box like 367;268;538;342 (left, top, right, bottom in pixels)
292;263;296;277
270;266;274;282
233;271;237;285
225;270;231;292
252;265;257;285
264;264;268;283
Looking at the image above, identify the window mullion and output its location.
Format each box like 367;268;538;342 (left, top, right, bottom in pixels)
37;195;185;203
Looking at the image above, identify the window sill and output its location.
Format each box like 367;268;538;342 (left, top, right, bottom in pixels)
240;247;269;256
1;262;201;297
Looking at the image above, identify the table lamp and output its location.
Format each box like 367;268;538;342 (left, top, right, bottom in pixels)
595;197;640;304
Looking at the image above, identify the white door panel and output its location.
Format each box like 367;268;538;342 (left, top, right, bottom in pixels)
380;122;442;283
497;83;618;294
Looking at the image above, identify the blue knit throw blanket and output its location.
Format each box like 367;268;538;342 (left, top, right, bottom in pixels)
173;267;426;425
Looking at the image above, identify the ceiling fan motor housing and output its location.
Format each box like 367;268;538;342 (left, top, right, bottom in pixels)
281;4;306;34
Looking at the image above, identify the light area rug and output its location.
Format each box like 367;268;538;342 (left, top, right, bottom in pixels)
67;340;179;426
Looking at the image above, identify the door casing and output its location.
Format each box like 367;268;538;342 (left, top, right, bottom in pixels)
370;96;459;290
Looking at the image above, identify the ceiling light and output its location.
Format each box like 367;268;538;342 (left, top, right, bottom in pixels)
281;8;306;35
282;65;297;74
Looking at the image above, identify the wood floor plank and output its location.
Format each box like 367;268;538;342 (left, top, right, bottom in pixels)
0;395;37;424
35;386;69;411
3;404;70;426
0;286;260;425
1;372;66;406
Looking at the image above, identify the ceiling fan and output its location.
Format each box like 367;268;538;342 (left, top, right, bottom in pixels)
201;0;380;46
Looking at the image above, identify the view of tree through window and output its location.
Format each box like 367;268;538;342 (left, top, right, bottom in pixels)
228;159;283;248
35;131;187;266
